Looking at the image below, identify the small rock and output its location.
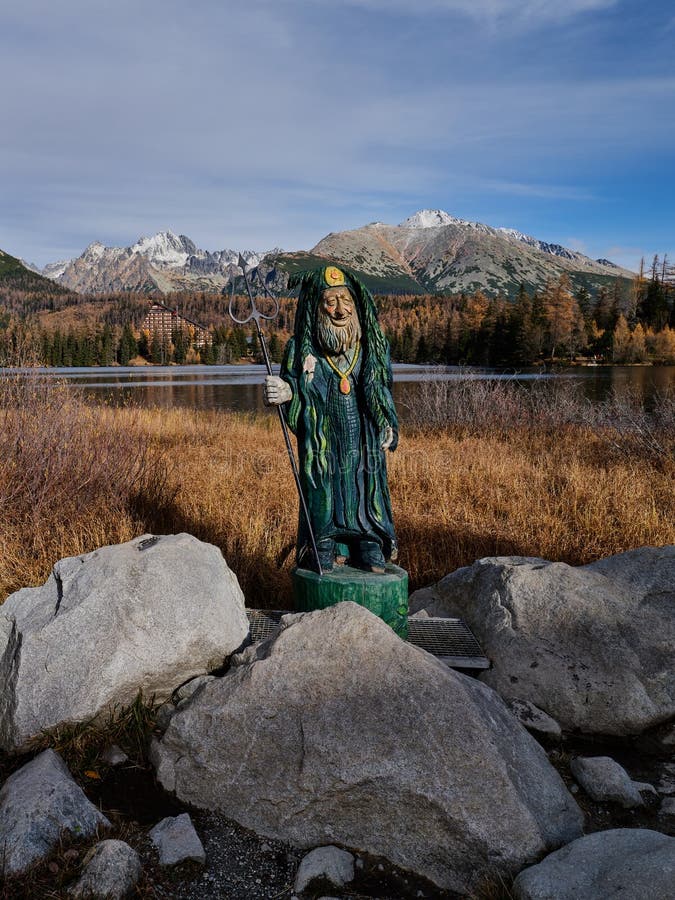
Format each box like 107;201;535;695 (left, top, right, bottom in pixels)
570;756;645;808
174;675;216;703
633;780;658;795
68;840;141;899
149;813;205;866
294;846;355;895
506;699;562;740
102;744;128;767
656;722;675;750
0;749;110;877
659;796;675;825
513;828;675;900
657;762;675;796
154;702;175;732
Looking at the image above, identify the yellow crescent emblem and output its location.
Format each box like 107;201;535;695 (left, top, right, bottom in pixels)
324;266;345;286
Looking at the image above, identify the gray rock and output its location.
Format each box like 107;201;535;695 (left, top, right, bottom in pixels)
174;675;216;703
409;547;675;736
633;780;659;800
153;602;583;894
101;745;128;767
513;828;675;900
154;702;176;733
0;533;249;752
658;796;675;824
506;699;562;741
294;846;355;895
658;762;675;796
0;749;110;877
657;722;675;749
68;839;141;899
149;813;206;866
570;756;646;808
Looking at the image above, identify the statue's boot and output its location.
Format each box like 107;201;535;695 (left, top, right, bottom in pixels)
314;538;335;573
359;540;386;574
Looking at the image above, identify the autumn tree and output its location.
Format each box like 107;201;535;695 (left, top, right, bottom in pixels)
612;315;631;362
542;275;579;359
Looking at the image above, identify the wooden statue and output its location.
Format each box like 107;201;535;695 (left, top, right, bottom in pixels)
265;266;400;579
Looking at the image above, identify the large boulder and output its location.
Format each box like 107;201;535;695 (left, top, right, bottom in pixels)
513;829;675;900
0;534;249;752
409;547;675;736
0;749;110;877
153;602;583;894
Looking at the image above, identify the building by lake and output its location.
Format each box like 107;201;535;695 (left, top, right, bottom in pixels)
141;302;209;348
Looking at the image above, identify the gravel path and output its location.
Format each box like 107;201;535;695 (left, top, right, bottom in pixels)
159;812;301;900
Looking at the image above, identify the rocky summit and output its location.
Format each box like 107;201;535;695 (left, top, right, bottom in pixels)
153;601;583;894
32;209;633;297
309;210;633;297
35;231;266;295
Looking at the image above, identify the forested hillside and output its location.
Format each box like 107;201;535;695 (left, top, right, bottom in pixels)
1;256;674;367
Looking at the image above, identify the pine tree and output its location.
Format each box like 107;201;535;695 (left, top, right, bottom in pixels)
117;323;137;364
400;324;416;362
268;332;282;363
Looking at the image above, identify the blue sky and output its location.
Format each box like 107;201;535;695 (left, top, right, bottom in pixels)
1;0;673;270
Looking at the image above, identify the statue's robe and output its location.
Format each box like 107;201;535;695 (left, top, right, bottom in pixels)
280;336;397;565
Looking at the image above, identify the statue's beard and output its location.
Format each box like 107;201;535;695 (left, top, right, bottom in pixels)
316;310;362;355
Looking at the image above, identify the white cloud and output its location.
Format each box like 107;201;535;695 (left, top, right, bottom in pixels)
302;0;619;28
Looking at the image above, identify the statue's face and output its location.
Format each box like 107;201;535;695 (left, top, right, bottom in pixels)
320;287;356;328
316;285;361;353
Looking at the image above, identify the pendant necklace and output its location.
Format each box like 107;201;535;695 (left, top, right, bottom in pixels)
324;342;360;395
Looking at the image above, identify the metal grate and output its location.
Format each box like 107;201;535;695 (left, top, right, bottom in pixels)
246;609;489;670
247;609;285;643
406;617;490;669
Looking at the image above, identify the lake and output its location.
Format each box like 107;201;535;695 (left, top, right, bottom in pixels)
3;364;674;420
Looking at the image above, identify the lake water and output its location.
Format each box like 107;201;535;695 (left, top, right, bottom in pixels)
3;364;674;418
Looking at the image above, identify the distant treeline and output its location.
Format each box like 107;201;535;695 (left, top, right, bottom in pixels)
381;261;675;365
1;256;674;366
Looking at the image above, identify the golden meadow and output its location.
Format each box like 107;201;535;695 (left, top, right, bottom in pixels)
1;372;673;606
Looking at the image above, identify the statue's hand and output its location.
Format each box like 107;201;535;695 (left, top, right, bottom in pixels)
264;375;292;406
381;425;394;451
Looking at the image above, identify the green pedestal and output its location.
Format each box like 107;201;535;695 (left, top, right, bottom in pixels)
293;564;409;638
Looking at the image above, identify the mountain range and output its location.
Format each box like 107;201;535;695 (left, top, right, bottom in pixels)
18;210;634;298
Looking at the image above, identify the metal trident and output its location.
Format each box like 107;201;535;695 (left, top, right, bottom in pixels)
228;255;323;575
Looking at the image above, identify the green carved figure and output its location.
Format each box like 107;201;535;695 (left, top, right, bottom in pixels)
264;265;399;575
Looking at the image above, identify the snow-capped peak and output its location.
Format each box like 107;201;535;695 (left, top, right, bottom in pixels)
82;242;107;261
130;231;196;269
399;209;460;229
41;259;72;280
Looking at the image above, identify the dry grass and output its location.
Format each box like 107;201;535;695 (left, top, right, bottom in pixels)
0;371;673;607
0;372;174;599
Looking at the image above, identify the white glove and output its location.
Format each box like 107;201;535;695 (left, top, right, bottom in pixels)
264;375;292;406
381;425;394;450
